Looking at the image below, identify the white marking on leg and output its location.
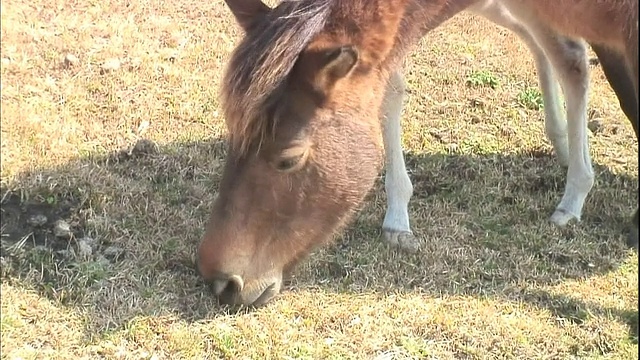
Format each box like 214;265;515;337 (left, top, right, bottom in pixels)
381;71;419;252
539;61;570;167
470;0;569;166
535;36;594;225
484;1;595;226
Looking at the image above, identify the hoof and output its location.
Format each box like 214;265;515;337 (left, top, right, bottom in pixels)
550;208;580;227
382;229;420;253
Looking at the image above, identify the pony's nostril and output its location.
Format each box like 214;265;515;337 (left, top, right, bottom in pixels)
228;274;244;292
210;274;244;298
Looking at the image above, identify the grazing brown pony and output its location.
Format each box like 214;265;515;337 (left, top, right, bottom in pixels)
197;0;638;306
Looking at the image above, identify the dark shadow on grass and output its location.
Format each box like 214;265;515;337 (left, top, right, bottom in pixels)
515;288;638;345
0;138;637;343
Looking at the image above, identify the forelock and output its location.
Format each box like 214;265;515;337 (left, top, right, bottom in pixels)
221;0;334;154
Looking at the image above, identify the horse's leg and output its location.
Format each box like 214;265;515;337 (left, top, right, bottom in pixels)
473;1;594;225
380;70;420;253
469;0;569;166
590;46;639;136
520;28;594;226
590;44;639;250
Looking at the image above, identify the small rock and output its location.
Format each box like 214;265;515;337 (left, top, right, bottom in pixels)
95;254;111;267
78;236;99;250
101;58;121;73
33;245;48;252
76;239;93;259
53;220;72;239
160;48;179;63
461;53;475;64
63;53;79;68
588;108;602;120
129;57;143;71
103;246;124;259
136;120;150;135
588;119;603;134
469;98;484;108
131;138;158;156
56;248;76;260
501;126;516;137
166;33;189;49
27;214;48;227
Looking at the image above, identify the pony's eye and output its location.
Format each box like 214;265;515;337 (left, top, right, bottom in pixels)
273;143;310;172
275;153;305;172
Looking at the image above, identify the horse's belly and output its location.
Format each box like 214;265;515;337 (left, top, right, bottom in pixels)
507;0;635;48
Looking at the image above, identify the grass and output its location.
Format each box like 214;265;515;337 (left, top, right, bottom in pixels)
1;0;638;359
517;87;544;111
466;70;501;90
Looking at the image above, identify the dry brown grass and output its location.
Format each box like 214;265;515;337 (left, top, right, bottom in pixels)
1;0;638;359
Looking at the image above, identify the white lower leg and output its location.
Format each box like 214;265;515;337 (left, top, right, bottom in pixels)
470;0;569;165
493;2;596;226
381;71;419;252
550;116;594;225
537;57;570;166
546;39;594;225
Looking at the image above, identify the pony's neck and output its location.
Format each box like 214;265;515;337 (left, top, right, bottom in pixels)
384;0;477;68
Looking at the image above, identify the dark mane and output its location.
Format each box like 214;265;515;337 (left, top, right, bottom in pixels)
221;0;333;154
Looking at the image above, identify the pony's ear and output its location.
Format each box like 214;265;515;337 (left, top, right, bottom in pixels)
316;46;359;90
224;0;271;32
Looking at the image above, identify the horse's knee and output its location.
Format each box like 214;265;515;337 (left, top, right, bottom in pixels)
556;38;589;81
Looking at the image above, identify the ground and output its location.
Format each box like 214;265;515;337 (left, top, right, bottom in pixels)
1;0;638;359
